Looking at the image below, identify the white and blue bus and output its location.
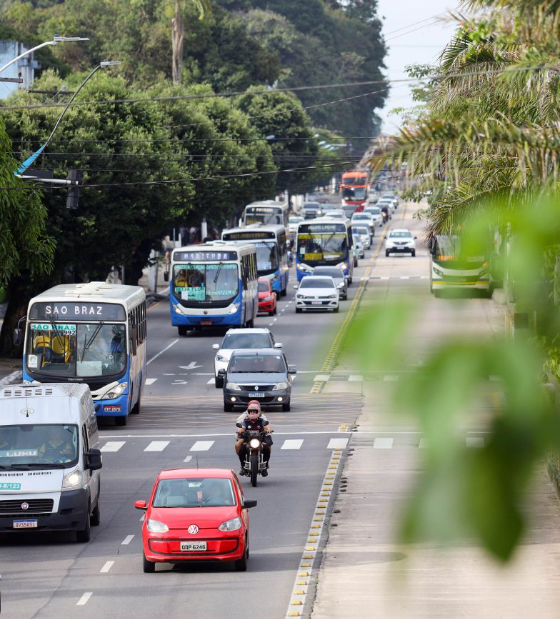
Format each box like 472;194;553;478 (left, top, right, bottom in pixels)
242;200;289;228
221;225;290;297
21;283;147;426
170;242;258;335
295;218;354;283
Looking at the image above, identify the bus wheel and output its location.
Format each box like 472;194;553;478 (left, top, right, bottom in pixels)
115;415;128;427
131;394;141;415
178;326;188;337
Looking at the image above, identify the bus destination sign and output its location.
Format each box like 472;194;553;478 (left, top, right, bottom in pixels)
173;251;238;262
299;223;344;234
29;302;126;321
223;231;275;241
247;206;278;213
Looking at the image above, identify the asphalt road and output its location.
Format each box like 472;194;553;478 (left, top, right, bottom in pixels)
0;211;392;619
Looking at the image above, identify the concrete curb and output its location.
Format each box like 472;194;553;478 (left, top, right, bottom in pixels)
0;370;22;387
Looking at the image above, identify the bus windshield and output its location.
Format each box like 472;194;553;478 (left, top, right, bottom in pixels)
297;232;347;263
26;323;126;378
342;187;367;201
0;424;79;468
173;263;239;304
255;242;279;274
245;210;283;226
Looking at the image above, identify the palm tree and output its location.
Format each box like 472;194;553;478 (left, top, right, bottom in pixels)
171;0;210;85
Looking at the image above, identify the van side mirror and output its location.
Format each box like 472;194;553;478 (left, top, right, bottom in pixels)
243;499;257;509
86;448;102;471
274;343;283;349
288;365;297;375
134;500;148;510
13;328;23;347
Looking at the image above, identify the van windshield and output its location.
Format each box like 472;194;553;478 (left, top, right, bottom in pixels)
0;424;79;469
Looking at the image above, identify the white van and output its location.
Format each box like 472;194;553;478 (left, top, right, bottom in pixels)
0;384;102;542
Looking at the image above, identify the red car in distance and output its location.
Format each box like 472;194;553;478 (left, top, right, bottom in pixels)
258;277;277;316
135;468;257;573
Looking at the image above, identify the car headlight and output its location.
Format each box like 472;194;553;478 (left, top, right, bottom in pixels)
296;294;304;299
249;438;261;449
433;267;444;277
226;382;241;391
299;263;313;273
218;517;242;532
216;354;227;362
337;282;344;288
62;469;82;489
102;382;128;400
147;519;169;533
329;294;338;299
337;262;348;271
229;303;240;314
273;381;288;390
263;296;272;301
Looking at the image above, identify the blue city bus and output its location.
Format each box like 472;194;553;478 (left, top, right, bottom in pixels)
221;225;289;297
170;241;258;335
242;200;289;228
295;218;354;283
22;283;147;426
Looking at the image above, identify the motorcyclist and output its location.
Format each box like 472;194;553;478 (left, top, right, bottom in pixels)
381;205;389;223
235;401;272;477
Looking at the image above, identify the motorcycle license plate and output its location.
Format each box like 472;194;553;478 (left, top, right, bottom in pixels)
249;392;265;397
13;519;37;529
181;541;207;551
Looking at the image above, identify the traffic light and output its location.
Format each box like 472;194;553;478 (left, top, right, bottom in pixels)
66;169;83;209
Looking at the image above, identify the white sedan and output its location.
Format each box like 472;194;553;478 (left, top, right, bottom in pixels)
295;276;339;313
385;229;417;257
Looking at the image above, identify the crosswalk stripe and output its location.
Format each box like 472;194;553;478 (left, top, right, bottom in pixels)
314;374;330;382
145;378;157;386
348;375;363;382
144;441;170;452
190;441;214;451
101;441;125;453
207;378;215;385
281;439;304;450
400;276;410;280
373;438;393;449
327;438;348;449
383;375;399;382
184;455;193;463
466;437;484;448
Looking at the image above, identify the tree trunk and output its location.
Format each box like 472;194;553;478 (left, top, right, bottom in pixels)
0;280;34;358
172;1;184;85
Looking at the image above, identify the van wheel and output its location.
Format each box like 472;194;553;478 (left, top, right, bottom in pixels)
76;508;91;543
115;415;127;426
224;402;234;412
296;308;302;314
215;375;223;388
91;500;101;527
143;554;156;574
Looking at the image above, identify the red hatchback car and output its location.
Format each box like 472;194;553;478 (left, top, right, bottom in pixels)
258;278;277;316
135;468;257;573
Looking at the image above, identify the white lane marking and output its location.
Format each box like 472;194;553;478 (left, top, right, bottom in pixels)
184;455;193;463
400;276;410;280
327;438;348;449
145;378;157;385
140;514;145;522
383;375;399;382
144;441;170;452
101;441;125;453
171;380;188;385
179;362;202;370
100;561;114;573
380;276;390;280
419;438;429;449
147;339;179;365
122;535;135;545
163;373;176;376
101;430;462;439
273;318;278;322
190;441;214;451
466;437;485;448
207;378;215;385
281;439;304;450
314;374;330;382
348;375;363;382
77;592;93;606
374;438;393;449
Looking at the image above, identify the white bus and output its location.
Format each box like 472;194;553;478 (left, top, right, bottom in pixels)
170;241;259;335
20;283;147;426
243;200;289;228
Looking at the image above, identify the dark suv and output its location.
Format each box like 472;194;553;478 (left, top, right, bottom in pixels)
220;349;296;412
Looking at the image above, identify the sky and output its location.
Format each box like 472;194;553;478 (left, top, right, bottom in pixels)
376;0;459;134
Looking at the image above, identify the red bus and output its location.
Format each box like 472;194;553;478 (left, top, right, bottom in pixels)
340;170;369;215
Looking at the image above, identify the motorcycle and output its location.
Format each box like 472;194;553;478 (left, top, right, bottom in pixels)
237;427;273;487
381;209;389;225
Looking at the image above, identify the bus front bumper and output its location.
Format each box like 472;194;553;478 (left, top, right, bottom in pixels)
171;301;244;327
93;392;129;417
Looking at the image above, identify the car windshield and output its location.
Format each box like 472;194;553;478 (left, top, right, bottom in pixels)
0;424;78;469
255;242;279;274
300;278;334;290
366;208;381;214
173;263;239;304
258;281;270;293
352;215;370;220
289;217;303;224
27;323;127;378
390;231;412;238
229;354;286;373
153;477;235;508
313;268;343;279
352;227;369;235
221;333;272;349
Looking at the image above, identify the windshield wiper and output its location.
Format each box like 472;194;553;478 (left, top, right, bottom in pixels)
81;322;104;361
213;262;224;285
16;463;66;469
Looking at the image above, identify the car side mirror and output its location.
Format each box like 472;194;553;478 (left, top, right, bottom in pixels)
134;500;148;510
274;343;283;349
243;499;257;509
288;365;297;375
86;448;102;471
13;328;23;347
212;344;220;350
293;284;299;289
414;236;418;239
218;369;226;376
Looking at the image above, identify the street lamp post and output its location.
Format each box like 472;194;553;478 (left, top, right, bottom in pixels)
15;60;121;179
0;36;89;75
